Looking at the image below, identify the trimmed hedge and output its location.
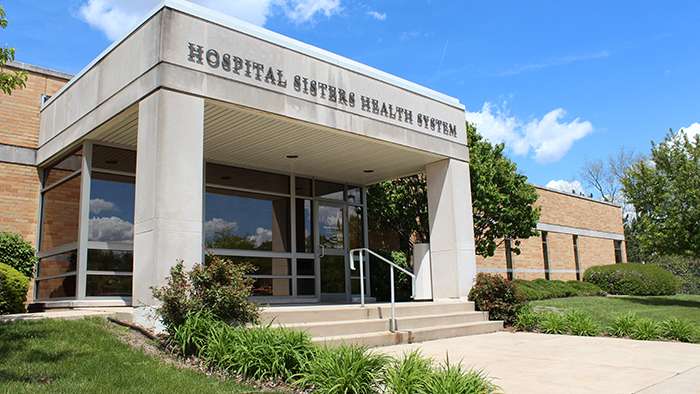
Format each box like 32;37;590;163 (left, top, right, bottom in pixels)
516;279;604;300
0;262;29;315
583;263;677;296
0;231;37;279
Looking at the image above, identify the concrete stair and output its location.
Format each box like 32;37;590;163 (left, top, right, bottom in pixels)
260;301;503;347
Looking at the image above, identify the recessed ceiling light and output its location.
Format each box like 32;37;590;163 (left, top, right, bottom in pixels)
104;160;118;164
286;154;300;159
220;176;231;180
363;169;375;173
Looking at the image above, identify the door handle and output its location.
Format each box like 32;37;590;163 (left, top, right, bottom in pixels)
319;245;325;257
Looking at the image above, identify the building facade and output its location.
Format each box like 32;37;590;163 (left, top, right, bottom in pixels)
4;0;479;324
476;185;626;281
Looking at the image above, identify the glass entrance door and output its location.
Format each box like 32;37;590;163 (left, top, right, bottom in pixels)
315;201;350;302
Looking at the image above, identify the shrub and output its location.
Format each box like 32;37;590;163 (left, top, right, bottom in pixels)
468;273;525;324
0;231;37;279
0;263;29;315
660;317;696;343
151;255;260;332
369;249;412;302
564;309;599;336
583;263;677;296
632;318;662;341
294;343;387;394
383;350;433;394
608;312;639;338
516;278;604;300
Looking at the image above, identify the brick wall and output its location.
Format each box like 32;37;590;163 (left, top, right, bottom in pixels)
476;185;625;281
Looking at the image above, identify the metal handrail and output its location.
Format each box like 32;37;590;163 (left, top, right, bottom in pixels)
349;247;416;332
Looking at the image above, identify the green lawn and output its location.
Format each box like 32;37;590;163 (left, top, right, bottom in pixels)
0;318;265;393
530;294;700;329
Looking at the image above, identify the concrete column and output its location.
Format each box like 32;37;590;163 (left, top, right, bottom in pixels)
132;89;204;310
426;158;477;300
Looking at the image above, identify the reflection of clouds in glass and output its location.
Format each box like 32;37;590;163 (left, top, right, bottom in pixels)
89;216;134;242
90;198;117;214
249;227;272;246
204;218;238;235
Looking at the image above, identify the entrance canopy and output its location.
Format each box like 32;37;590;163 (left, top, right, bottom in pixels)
36;0;477;315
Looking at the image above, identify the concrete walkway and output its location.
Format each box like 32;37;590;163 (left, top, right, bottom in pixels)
0;307;134;323
378;331;700;394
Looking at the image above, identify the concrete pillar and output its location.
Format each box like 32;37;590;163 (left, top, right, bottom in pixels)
132;89;204;310
425;158;477;300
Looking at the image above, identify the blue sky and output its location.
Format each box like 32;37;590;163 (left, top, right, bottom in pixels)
2;0;698;194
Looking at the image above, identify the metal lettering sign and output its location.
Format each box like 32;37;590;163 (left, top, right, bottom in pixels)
187;42;458;138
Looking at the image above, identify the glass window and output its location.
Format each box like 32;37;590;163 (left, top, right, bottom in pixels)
86;275;132;297
205;188;290;252
207;163;289;194
297;259;314;276
89;173;135;243
92;145;136;173
36;276;76;299
321;255;345;293
348;206;363;250
295;199;313;253
315;180;344;200
318;204;343;249
251;278;292;296
295;177;312;197
87;250;133;272
44;149;82;188
347;186;363;204
297;278;315;296
37;251;77;278
41;176;81;251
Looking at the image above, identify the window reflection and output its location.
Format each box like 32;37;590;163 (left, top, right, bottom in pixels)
92;145;136;173
87;250;133;272
86;275;132;297
44;149;82;188
318;204;343;249
41;176;81;251
347;186;363;204
295;199;313;253
205;188;290;252
348;206;363;250
36;275;76;299
37;252;77;278
315;180;344;200
295;177;312;197
207;163;289;194
89;174;135;243
252;278;292;296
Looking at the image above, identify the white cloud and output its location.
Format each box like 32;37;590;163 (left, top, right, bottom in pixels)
465;102;595;164
90;198;117;214
204;218;238;235
400;31;420;41
88;216;134;242
546;180;585;195
249;227;273;246
367;10;386;20
680;122;700;140
77;0;342;41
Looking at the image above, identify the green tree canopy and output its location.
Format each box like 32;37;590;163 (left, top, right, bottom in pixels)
468;123;540;257
0;5;28;95
367;123;540;258
622;130;700;259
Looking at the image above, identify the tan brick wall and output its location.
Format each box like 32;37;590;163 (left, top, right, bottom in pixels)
0;66;68;149
0;162;41;243
535;187;623;234
476;186;625;281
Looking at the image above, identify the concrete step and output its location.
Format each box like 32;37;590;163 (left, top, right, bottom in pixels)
314;320;504;347
260;301;476;325
396;311;490;331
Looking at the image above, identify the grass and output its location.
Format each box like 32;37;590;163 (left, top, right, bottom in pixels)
0;317;265;394
529;294;700;329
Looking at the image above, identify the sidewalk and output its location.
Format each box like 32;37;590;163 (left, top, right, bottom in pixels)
0;307;134;323
378;331;700;394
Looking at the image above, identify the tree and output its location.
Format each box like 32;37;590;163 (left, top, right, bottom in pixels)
622;130;700;259
578;146;641;217
468;123;540;257
367;123;541;258
0;5;28;95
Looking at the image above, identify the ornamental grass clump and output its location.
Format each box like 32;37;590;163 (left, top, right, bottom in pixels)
660;316;697;343
539;312;568;334
383;349;434;394
422;357;500;394
583;263;677;296
631;318;662;341
607;312;639;338
564;309;599;336
293;343;387;394
514;305;540;331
